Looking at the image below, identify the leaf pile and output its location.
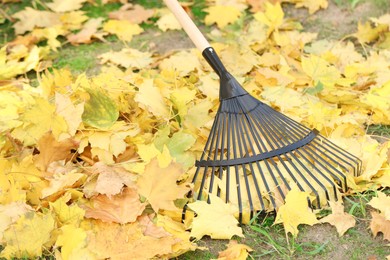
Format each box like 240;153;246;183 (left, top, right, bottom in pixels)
1;0;390;259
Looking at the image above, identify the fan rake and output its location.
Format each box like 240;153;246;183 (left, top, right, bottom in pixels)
163;0;362;223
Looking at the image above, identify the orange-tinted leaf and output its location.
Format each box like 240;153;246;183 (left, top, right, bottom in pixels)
84;187;146;224
370;211;390;241
34;132;78;171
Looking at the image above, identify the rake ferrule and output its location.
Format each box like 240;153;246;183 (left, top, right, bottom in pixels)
202;47;248;100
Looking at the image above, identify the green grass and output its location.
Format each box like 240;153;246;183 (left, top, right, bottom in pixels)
367;124;390;137
52;41;120;74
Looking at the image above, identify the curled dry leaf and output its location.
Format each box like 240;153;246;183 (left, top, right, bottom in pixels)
370;211;390;241
109;4;155;24
67;18;105;45
320;201;356;236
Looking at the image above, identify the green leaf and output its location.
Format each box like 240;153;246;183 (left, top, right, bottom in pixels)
82;88;119;130
304;81;324;95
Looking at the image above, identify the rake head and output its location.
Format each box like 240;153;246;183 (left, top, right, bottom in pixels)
186;48;362;223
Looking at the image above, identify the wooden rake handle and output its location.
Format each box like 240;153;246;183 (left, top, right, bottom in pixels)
163;0;211;51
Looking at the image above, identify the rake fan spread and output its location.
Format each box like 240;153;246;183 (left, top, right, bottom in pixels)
187;48;362;223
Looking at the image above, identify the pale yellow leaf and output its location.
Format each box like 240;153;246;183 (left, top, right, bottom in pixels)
188;194;244;240
274;188;319;237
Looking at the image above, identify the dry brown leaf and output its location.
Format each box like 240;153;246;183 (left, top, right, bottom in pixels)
138;214;171;238
84;187;146;224
92;162;137;196
12;7;61;35
320;201;356;236
67;18;105;45
109;4;155;24
34;132;78;171
370;211;390;241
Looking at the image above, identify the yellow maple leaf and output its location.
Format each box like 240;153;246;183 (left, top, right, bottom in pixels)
254;2;284;34
159;50;202;76
84;187;146;224
188;194;244;240
157;12;182;31
11;97;68;146
320;201;356;236
0;202;32;243
205;5;242;28
47;0;87;12
137;159;190;212
55;92;84;139
217;240;253;260
134;79;170;118
354;21;387;44
274;188;319;237
293;0;328;14
0;211;55;259
368;191;390;220
86;220;178;259
99;48;153;69
60;11;88;31
103;19;143;42
56;224;93;260
301;54;341;88
50;193;85;225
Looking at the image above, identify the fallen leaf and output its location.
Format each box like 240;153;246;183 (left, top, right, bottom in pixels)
103;19;143;42
47;0;88;12
134;79;170;118
217;240;253;260
0;202;33;242
34;132;78;171
109;4;154;24
370;211;390;241
99;48;153;69
368;191;390;220
137;159;189;212
41;172;85;198
320;201;356;236
12;7;61;35
92;162;136;196
0;211;55;259
50;193;85;225
274;188;319;237
84;187;146;224
82;87;119;130
56;224;92;260
67;18;105;45
205;5;242;28
86;220;177;259
157;12;182;31
188;194;244;240
293;0;328;14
